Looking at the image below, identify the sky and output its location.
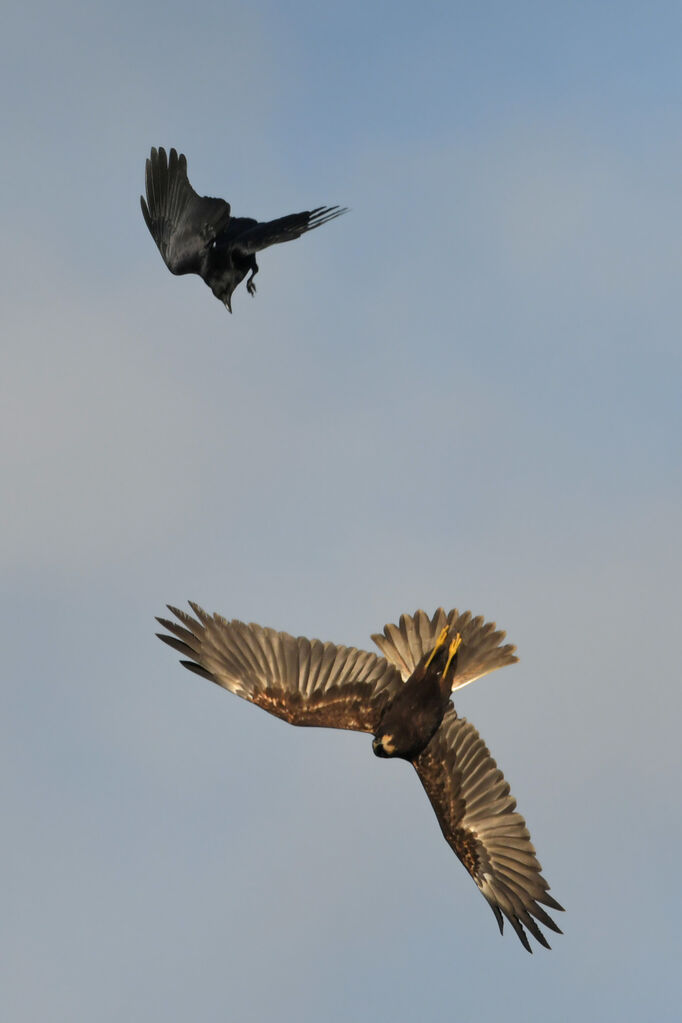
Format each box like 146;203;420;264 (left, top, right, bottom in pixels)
2;1;682;1020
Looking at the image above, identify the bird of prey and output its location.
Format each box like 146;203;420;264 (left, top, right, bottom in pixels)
156;603;563;952
140;147;346;312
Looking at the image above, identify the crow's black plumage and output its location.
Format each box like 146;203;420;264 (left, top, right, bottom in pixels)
140;147;347;311
157;603;563;952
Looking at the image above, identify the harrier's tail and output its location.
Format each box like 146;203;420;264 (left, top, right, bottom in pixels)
372;608;518;691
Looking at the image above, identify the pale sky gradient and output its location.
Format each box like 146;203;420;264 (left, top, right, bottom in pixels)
2;2;682;1021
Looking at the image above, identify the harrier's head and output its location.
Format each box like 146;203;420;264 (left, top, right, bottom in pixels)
372;733;396;758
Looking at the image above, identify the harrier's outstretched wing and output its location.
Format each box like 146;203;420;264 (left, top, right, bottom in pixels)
140;147;231;275
157;603;403;733
372;608;518;691
413;707;563;952
231;206;347;254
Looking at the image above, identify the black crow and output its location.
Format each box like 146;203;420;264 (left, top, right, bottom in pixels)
140;147;346;312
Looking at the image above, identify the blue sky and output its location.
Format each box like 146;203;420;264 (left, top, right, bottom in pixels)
2;2;681;1020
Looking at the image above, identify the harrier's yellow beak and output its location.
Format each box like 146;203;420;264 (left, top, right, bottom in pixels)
425;627;450;669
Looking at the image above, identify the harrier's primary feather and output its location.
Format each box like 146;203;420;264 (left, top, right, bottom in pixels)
141;147;347;312
156;602;563;951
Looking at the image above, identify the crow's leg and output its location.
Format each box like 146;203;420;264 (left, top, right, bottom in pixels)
246;257;259;296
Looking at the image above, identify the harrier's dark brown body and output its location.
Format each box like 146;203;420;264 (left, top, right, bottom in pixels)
372;628;460;760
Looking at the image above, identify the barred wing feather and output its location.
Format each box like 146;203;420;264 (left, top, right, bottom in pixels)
157;603;403;733
413;707;563;951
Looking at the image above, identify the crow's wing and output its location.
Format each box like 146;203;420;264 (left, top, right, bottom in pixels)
157;602;403;732
413;707;563;951
140;147;231;275
232;206;347;254
372;608;518;691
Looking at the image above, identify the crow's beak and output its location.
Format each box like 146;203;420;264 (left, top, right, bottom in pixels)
224;298;232;313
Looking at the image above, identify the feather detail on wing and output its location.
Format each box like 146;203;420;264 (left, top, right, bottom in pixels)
140;147;231;274
371;608;518;691
233;206;347;253
156;603;403;733
413;707;563;952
